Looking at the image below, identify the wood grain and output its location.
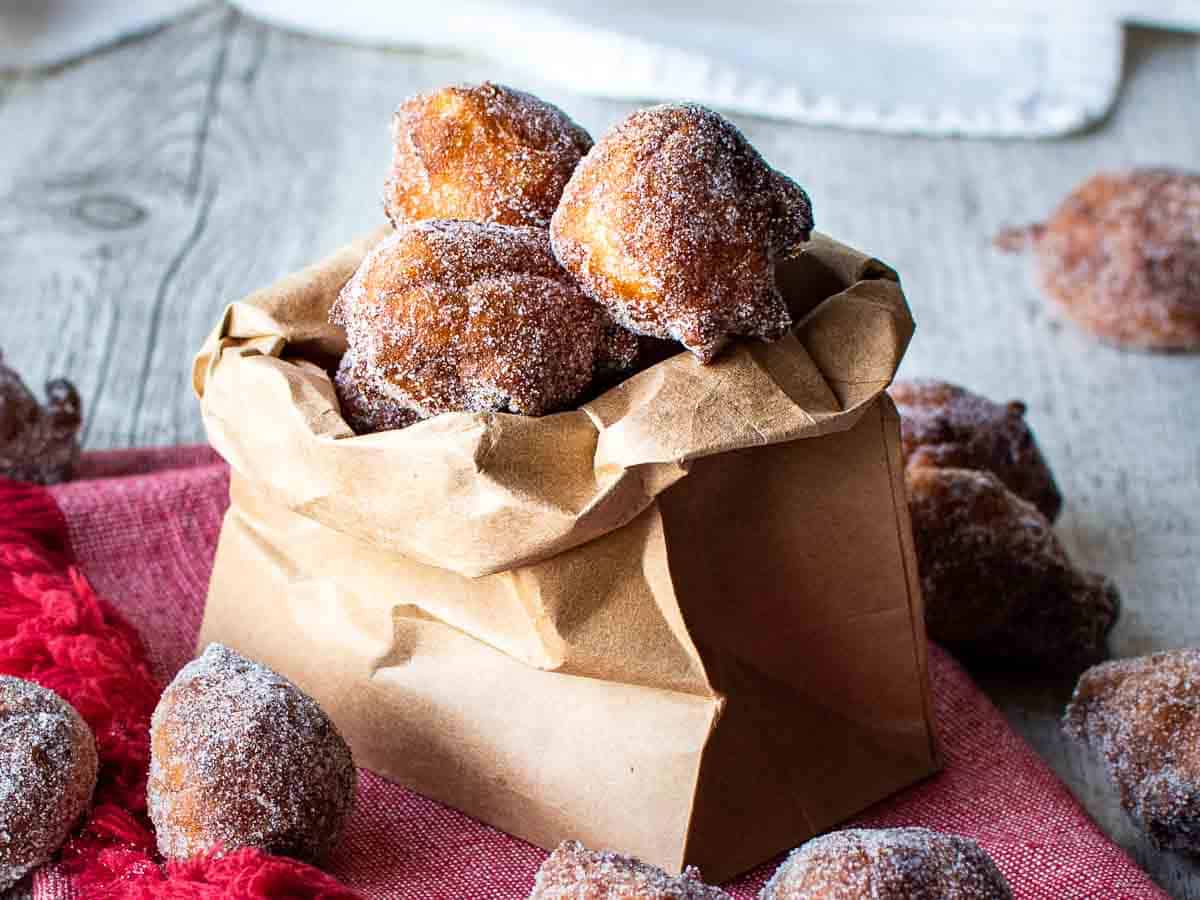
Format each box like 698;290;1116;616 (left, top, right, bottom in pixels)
1;6;1198;896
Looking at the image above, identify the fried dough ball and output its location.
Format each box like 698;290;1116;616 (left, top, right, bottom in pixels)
0;676;98;891
148;644;356;862
907;467;1119;669
891;378;1063;521
0;349;81;485
385;82;592;228
550;103;814;363
996;169;1200;350
333;350;422;435
1065;649;1200;852
761;828;1012;900
330;221;637;421
528;840;731;899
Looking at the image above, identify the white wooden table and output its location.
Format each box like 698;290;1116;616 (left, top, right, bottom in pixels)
3;5;1199;896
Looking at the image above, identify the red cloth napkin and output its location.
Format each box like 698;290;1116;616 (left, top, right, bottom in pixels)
8;447;1167;899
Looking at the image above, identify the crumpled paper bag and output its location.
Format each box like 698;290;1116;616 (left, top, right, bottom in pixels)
194;231;913;578
193;230;937;881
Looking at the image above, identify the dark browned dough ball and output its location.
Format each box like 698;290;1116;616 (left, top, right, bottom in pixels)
907;466;1118;669
0;676;98;891
891;378;1062;521
0;350;81;485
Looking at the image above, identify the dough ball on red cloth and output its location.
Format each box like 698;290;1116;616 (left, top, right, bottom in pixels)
528;840;731;899
148;644;356;863
761;828;1012;899
1065;649;1200;852
385;81;592;228
0;676;98;891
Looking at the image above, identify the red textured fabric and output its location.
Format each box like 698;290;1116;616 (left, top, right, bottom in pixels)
0;447;1168;899
0;472;362;900
0;478;157;874
86;847;362;899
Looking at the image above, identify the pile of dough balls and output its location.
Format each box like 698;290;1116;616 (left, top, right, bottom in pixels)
334;82;814;434
892;378;1119;670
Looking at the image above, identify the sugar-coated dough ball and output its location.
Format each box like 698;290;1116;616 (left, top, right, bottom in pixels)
0;676;98;891
907;466;1118;669
385;82;592;228
999;168;1200;351
528;840;731;899
891;378;1063;521
333;349;423;435
762;828;1012;899
148;644;356;862
1065;649;1200;852
331;221;637;422
550;103;814;363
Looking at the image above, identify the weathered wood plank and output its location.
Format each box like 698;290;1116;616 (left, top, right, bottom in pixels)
1;11;1198;897
1;7;229;449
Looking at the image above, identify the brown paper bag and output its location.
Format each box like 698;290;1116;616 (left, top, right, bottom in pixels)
193;231;938;882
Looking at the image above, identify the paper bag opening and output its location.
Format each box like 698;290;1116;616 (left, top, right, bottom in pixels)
194;229;937;880
194;231;914;579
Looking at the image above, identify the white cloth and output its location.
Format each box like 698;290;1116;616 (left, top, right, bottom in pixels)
2;1;1197;138
0;0;202;69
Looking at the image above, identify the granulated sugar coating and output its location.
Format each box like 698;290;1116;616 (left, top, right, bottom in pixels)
761;828;1012;899
330;221;638;423
997;168;1200;350
550;103;813;363
528;840;732;899
333;349;423;434
0;676;98;891
906;467;1119;669
385;82;592;228
891;378;1063;521
1065;649;1200;852
147;643;356;863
